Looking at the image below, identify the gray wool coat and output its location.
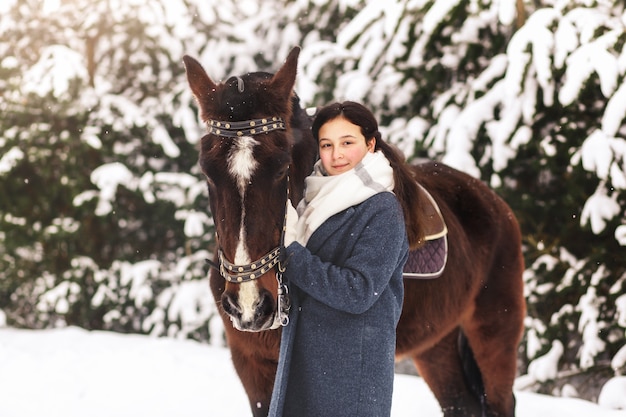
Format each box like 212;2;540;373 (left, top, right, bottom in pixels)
268;192;408;417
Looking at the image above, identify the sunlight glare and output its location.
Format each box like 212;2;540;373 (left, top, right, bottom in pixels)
42;0;61;15
0;0;17;14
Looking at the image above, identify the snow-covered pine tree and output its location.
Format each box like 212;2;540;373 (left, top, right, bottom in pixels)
255;0;626;399
0;0;106;328
0;0;258;342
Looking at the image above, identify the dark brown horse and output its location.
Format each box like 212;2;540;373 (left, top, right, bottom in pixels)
183;47;526;417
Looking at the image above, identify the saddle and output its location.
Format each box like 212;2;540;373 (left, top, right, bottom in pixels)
403;184;448;279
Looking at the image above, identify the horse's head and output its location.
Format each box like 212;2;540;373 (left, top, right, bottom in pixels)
183;47;307;332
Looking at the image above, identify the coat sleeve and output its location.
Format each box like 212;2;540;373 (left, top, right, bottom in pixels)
284;194;407;315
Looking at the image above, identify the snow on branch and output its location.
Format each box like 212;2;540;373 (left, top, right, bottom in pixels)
90;162;136;216
580;183;620;235
22;45;89;100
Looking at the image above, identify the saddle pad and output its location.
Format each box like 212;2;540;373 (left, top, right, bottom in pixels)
403;234;448;279
417;183;447;240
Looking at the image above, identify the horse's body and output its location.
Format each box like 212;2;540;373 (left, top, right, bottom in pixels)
183;47;526;417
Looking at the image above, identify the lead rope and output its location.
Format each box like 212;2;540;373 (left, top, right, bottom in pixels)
276;175;291;326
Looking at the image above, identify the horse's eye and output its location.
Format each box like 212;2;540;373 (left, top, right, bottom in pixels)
274;167;288;181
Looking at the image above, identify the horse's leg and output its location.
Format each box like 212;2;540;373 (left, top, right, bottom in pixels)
462;264;525;417
228;340;277;417
412;327;484;417
211;272;277;417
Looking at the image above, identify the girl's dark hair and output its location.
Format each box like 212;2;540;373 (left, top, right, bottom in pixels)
312;101;425;249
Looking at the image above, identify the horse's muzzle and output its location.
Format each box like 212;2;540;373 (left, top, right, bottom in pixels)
222;289;279;332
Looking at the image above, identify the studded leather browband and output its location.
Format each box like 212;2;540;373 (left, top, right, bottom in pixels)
207;117;286;138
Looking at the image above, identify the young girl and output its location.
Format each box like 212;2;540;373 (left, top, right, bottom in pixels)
269;101;425;417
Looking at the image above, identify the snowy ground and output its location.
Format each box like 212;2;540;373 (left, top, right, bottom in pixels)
0;327;623;417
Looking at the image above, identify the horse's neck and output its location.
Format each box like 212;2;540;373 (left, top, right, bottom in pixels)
288;101;318;204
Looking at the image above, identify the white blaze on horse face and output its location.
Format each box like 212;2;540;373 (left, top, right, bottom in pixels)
228;136;259;195
236;245;259;324
227;136;260;324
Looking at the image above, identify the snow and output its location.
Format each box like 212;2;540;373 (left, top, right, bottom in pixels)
554;17;578;69
0;0;15;14
119;260;160;307
497;0;517;26
422;0;461;37
615;225;626;245
21;45;88;99
526;340;563;383
173;104;204;145
598;377;626;410
612;344;626;371
181;210;211;237
580;130;614;180
560;44;613;106
0;327;623;417
616;294;626;327
90;162;136;216
580;185;621;234
577;288;607;369
36;280;81;315
0;146;24;175
79;125;103;149
152;124;181;158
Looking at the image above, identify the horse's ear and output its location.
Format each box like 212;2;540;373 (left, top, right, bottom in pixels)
183;55;217;113
269;46;300;100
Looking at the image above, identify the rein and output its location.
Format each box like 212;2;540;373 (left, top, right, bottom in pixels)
204;115;291;327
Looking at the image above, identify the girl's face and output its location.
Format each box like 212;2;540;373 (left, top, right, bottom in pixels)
317;117;375;176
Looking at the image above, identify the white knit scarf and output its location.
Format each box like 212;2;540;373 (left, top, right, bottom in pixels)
293;150;395;246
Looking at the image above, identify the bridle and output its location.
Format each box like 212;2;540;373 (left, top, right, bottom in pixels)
204;115;291;327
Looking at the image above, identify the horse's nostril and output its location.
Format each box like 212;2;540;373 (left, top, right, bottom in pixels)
221;292;241;317
255;290;275;321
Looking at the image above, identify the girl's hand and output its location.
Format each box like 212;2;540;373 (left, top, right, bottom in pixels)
284;199;298;246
